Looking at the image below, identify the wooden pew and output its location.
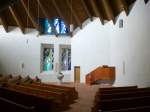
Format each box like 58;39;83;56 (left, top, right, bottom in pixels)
0;96;35;112
100;88;150;100
0;74;12;85
35;82;76;91
32;76;41;83
0;86;54;112
103;106;150;112
20;76;33;84
7;75;22;84
3;84;71;111
99;96;150;111
22;83;74;104
98;86;138;94
0;74;12;80
95;86;138;101
100;86;138;91
5;83;66;104
94;88;150;110
33;82;78;99
20;76;41;84
92;86;149;112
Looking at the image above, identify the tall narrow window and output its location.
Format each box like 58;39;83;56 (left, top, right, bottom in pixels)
43;48;54;71
44;18;53;34
61;48;71;71
54;18;68;34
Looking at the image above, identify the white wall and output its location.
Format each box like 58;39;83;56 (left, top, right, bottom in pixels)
0;0;150;87
0;27;71;83
71;18;111;82
110;0;150;87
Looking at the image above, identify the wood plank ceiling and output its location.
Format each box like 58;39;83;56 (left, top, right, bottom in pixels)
0;0;147;35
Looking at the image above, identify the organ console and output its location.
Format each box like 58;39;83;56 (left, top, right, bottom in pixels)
86;65;115;85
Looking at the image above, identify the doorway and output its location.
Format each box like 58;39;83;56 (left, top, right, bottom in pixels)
74;66;80;83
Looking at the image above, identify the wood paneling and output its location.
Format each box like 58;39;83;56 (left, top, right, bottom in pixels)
86;66;115;85
0;14;9;32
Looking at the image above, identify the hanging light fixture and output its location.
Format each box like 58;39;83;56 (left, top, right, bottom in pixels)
69;0;74;36
36;0;41;37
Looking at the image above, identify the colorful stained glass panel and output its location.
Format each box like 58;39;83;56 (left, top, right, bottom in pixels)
61;48;71;70
43;48;54;71
38;18;69;35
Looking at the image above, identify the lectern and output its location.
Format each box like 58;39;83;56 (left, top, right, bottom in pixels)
86;65;115;85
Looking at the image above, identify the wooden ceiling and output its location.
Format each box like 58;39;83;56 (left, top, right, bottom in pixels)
0;0;148;35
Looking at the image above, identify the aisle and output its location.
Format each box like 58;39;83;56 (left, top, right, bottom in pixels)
62;83;103;112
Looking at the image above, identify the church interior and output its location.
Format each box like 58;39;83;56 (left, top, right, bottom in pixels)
0;0;150;112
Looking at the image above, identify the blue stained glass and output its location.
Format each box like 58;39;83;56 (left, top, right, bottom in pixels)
53;18;68;35
44;19;53;34
37;18;69;35
43;48;54;71
54;18;60;34
60;21;68;34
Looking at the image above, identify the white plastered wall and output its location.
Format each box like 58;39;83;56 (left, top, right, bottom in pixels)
0;27;71;83
110;0;150;87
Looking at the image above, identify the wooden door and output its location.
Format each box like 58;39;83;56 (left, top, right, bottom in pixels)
74;66;80;83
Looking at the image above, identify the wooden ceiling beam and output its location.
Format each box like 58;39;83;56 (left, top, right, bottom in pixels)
81;0;93;21
36;0;50;19
9;5;25;34
36;0;59;36
89;0;104;24
51;0;70;35
121;0;129;15
0;15;9;32
102;0;115;24
66;0;82;29
51;0;68;25
20;0;39;31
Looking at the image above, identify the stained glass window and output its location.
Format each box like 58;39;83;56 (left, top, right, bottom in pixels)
53;18;68;34
44;18;53;34
43;48;54;71
37;18;69;35
61;48;71;71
